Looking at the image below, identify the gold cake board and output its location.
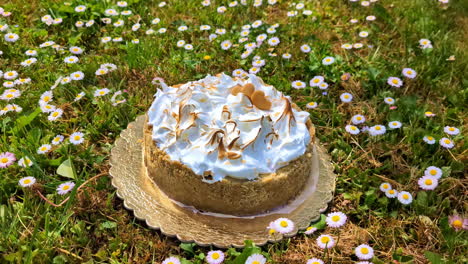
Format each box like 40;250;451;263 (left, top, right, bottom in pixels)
110;115;336;248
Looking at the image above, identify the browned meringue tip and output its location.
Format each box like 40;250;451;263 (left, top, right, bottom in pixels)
251;90;272;111
241;83;255;97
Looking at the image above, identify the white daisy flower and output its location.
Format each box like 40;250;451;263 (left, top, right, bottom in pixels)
388;121;402;129
75;5;86;12
418;175;438;190
256;33;267;42
51;135;64;145
424;166;442;179
385;189;398;198
64;56;79;64
3;71;18;80
70;71;85;81
306;102;318;109
439;137;454;148
273;218;294;234
316;234;335;249
318;82;328;90
397;191;413;205
4;33;19;42
94;88;110;97
70;132;85;145
60;77;71;85
292;80;306;89
200;25;211;31
355;244;374;260
221;40;232;50
304;226;317;235
25;49;37;56
282;53;292;59
117;1;128;7
359;31;369;38
366;15;376;21
419;39;432;48
306;258;324;264
384;97;395;105
267;27;276;34
345;125;360;135
423;136;436;144
300;44;311;53
351;114;366;124
74;92;85;102
387;77;403;87
112;37;123;42
57;181;75;195
379;182;392;192
267;37;280;46
325;212;347;228
18;156;33;167
40;104;56;113
232;69;246;77
206;250;224;264
95;68;108;76
48;108;63;121
353;43;364;49
19;176;36;187
75;21;84;27
310;76;324;86
245;254;266;264
158;28;167;34
121;10;132;15
341;43;353;49
20;58;37;67
249;67;260;74
444;126;459;136
402;68;417;79
184;44;194;50
340;92;353;103
322;56;335;65
37;144;52;154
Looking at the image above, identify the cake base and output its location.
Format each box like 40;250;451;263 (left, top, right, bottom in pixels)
110;115;336;248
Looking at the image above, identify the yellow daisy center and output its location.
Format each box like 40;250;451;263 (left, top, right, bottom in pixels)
306;227;313;231
24;179;31;184
52;112;59;117
427;136;433;140
383;184;389;189
389;190;395;194
268;228;276;235
6;94;13;98
375;126;381;131
8;35;14;39
406;70;412;74
74;136;81;141
331;215;340;222
1;158;8;163
63;185;70;190
425;179;433;185
449;127;455;131
212;253;220;259
314;79;319;83
203;55;211;60
392;79;398;84
357;117;362;120
430;170;437;175
40;147;47;151
280;220;288;228
402;194;409;199
344;95;349;99
252;261;260;264
99;91;105;95
452;220;462;228
392;122;397;126
361;247;369;254
444;139;451;144
320;236;330;243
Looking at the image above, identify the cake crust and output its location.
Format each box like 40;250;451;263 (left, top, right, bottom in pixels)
144;115;315;216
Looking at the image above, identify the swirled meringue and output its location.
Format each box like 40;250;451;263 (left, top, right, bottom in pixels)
148;73;311;182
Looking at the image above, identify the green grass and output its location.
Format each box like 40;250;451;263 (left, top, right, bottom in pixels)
0;0;467;263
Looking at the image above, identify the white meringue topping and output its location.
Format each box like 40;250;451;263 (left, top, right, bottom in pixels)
148;74;311;183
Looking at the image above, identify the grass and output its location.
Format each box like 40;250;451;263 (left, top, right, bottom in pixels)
0;0;467;263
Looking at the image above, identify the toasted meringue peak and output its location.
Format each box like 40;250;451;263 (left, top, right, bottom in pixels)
148;74;311;182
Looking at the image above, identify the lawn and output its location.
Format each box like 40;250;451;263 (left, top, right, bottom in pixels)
0;0;466;263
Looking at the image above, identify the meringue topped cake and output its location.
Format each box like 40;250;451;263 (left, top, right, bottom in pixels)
144;73;315;216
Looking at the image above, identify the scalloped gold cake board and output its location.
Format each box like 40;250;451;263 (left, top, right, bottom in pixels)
110;115;336;248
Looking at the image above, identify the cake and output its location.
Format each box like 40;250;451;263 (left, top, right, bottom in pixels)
144;73;315;216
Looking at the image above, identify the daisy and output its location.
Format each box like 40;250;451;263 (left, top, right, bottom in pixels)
351;114;366;124
424;166;442;179
220;40;232;50
267;37;280;46
418;175;438;190
75;21;84;27
94;88;110;97
112;37;123;42
17;156;33;168
379;182;392;192
4;71;18;80
353;43;364;49
439;137;454;148
340;92;353;103
206;250;224;264
74;92;85;102
245;254;266;264
57;181;75;195
387;77;403;87
69;46;83;55
350;18;358;23
158;28;167;34
232;69;246;77
48;108;64;121
366;15;376;21
69;132;85;145
252;59;265;67
423;135;436;144
341;43;353;49
397;191;413;205
25;49;37;56
249;67;260;74
4;33;19;42
310;76;324;87
402;68;417;79
70;71;85;81
300;44;311;53
304;226;317;235
306;102;318;109
19;176;36;187
1;89;21;100
256;34;267;42
104;9;118;16
64;56;79;64
131;39;139;44
0;152;16;168
121;10;132;15
244;42;257;50
59;77;71;85
21;58;37;67
385;189;398;198
292;80;306;89
266;27;277;34
307;258;324;264
40;104;56;113
117;1;128;7
448;215;468;231
369;125;386;136
355;244;374;260
359;31;369;38
419;39;432;49
388;121;402;129
282;53;292;59
326;212;347;228
287;11;298;17
184;44;193;50
37;144;52;154
251;20;263;28
318;82;328;90
322;56;335;65
75;5;86;12
95;68;108;76
384;97;395;105
51;135;65;145
273;218;295;234
200;25;211;31
345;125;360;135
316;234;335;249
444;126;460;136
